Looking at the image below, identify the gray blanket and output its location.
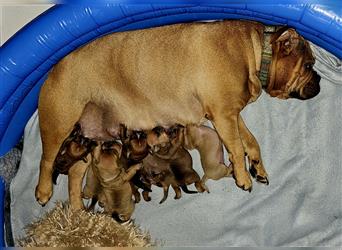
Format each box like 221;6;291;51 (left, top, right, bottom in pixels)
10;43;342;246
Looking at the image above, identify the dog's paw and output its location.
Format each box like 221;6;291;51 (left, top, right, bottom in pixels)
35;185;52;206
234;170;253;192
81;189;95;199
249;160;269;185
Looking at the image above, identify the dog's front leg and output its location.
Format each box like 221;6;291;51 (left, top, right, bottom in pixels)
212;113;252;192
238;115;269;185
68;159;89;210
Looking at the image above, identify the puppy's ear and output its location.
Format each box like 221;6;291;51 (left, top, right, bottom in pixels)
271;28;300;56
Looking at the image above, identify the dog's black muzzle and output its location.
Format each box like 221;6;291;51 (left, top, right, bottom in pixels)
290;71;321;100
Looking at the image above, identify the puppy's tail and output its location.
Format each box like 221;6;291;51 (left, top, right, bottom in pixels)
180;185;197;194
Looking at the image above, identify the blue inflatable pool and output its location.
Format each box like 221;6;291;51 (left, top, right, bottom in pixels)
0;1;341;246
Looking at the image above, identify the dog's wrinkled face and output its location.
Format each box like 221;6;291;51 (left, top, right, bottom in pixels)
267;28;321;100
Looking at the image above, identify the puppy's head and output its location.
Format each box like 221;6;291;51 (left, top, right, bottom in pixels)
147;124;185;154
146;126;170;153
128;130;148;154
165;124;184;143
103;164;139;223
93;141;122;171
101;140;122;158
266;27;320;100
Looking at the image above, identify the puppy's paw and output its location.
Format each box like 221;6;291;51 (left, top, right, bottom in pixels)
194;182;207;193
35;185;52;206
98;200;105;208
142;191;151;202
133;193;141;203
174;194;181;200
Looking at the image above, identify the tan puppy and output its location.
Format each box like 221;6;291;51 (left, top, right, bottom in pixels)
36;20;320;206
83;141;141;222
183;124;235;185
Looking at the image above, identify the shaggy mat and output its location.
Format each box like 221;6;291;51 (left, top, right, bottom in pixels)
18;202;153;247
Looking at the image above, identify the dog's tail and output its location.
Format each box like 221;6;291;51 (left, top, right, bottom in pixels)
180;185;197;194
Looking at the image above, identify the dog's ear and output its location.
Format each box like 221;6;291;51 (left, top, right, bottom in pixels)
271;28;300;56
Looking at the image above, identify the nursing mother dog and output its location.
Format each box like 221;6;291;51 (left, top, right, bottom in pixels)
35;20;320;208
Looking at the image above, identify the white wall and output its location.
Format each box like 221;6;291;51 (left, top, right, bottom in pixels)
0;4;53;45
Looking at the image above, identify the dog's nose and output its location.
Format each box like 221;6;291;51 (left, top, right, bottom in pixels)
302;73;320;99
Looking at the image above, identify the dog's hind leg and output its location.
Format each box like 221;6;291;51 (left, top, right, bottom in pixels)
35;83;85;206
130;183;141;203
172;185;182;199
159;185;169;204
238;115;269;185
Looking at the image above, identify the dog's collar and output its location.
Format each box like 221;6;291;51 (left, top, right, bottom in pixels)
259;26;277;88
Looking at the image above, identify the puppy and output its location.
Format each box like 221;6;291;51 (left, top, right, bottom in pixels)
52;123;97;184
149;124;236;188
183;124;234;185
142;151;200;204
120;126;152;201
82;141;141;222
143;125;207;203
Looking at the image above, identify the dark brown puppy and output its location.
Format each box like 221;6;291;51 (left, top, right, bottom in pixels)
120;126;152;202
83;141;141;222
143;125;207;203
149;124;251;189
141;154;182;204
52;124;97;184
36;21;320;207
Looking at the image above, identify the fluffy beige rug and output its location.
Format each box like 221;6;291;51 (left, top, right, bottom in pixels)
18;202;155;247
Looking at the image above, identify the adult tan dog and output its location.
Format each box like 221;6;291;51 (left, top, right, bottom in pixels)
36;20;320;208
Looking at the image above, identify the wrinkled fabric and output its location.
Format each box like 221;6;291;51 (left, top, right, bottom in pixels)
10;44;342;246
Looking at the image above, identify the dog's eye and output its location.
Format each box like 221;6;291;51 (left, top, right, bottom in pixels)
305;63;313;70
152;126;164;136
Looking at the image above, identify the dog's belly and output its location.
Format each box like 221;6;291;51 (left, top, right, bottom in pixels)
78;96;204;140
112;102;204;133
114;102;205;130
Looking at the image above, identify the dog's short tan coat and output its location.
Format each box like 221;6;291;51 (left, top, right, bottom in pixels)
36;20;320;207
